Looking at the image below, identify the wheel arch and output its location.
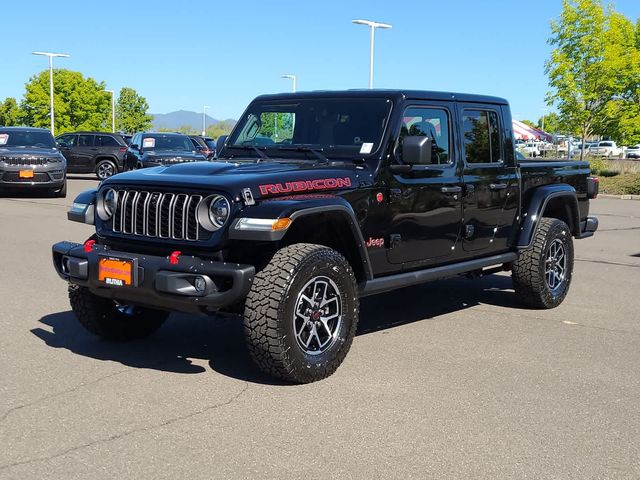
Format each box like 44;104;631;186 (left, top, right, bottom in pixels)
516;184;580;249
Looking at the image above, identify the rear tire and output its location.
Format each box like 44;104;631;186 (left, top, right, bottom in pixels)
69;284;168;340
243;243;359;383
96;159;117;180
512;218;574;309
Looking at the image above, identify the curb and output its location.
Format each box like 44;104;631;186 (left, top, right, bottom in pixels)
599;194;640;200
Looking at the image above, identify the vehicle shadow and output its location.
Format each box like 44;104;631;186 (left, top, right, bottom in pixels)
67;175;100;181
33;273;519;384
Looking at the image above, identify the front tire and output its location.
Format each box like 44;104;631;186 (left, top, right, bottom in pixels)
512;218;574;309
69;284;168;340
243;243;359;383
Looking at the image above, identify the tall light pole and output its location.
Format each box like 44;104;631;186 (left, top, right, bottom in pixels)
105;89;115;133
541;107;549;132
32;51;70;136
351;19;392;89
281;74;296;93
202;105;210;136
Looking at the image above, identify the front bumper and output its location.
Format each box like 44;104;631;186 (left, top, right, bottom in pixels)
52;241;255;314
0;165;65;188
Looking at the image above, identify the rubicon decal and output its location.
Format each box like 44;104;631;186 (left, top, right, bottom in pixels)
259;177;352;196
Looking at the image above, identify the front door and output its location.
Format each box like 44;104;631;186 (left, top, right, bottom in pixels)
458;105;519;253
386;104;463;265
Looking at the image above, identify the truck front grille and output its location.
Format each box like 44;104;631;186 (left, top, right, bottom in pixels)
0;156;61;166
111;189;205;241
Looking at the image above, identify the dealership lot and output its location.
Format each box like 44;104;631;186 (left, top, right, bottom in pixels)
1;177;639;479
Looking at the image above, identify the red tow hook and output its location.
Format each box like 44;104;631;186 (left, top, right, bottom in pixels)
169;250;182;265
83;239;96;252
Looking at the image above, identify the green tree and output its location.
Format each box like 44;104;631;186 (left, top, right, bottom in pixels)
0;97;24;126
537;112;562;134
545;0;630;159
116;87;153;134
206;120;236;139
521;119;537;128
21;69;110;134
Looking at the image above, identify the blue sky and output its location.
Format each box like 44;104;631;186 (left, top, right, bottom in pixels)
2;0;639;122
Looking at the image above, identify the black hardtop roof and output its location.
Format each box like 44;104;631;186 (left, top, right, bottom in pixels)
0;126;52;132
253;89;509;105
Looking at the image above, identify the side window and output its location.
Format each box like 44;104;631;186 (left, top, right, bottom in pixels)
56;134;76;147
462;110;502;164
96;135;119;147
398;107;451;165
77;134;94;147
131;134;141;147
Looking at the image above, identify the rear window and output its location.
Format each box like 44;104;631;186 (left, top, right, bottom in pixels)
142;134;193;151
599;142;612;147
96;135;121;147
0;130;56;148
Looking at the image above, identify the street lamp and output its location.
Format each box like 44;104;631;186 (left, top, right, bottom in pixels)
105;89;115;133
202;105;210;136
351;19;392;89
32;51;70;136
281;74;296;93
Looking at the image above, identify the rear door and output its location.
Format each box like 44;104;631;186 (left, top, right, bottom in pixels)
95;134;124;167
386;103;463;265
458;104;518;253
71;134;96;172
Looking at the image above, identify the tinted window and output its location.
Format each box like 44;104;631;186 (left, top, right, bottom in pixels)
95;135;120;147
204;139;216;149
462;110;501;164
398;107;451;165
56;134;76;147
77;134;94;147
600;142;612;147
0;130;56;148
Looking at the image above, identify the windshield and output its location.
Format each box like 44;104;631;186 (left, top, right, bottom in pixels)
226;97;392;158
0;130;56;149
142;134;193;151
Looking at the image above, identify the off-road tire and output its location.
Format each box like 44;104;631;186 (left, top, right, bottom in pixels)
69;284;168;340
243;243;359;383
512;217;574;309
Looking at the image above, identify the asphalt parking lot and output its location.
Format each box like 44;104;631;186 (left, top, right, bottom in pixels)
1;177;639;479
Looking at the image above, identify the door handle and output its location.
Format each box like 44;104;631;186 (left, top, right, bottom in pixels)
489;183;508;191
441;186;462;194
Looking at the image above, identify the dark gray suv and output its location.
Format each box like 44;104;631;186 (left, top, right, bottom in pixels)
0;127;67;197
56;132;128;180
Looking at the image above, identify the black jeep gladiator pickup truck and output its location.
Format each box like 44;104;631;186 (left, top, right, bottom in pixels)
52;90;599;383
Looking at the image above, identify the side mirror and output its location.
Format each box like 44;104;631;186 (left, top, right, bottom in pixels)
216;135;228;156
402;136;432;165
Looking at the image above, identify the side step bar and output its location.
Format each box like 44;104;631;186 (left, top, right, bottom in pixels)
358;252;517;297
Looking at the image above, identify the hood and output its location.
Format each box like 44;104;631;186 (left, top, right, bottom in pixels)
0;147;62;158
103;160;370;199
144;150;202;159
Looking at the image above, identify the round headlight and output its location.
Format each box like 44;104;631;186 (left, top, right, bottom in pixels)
97;188;118;221
208;195;230;228
103;189;118;218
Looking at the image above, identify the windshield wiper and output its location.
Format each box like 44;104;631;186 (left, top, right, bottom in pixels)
224;145;271;160
277;146;328;164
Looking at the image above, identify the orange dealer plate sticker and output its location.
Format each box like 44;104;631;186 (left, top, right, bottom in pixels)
19;170;34;179
98;257;133;286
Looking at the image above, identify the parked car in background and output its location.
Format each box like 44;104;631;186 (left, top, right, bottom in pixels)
591;141;623;158
121;134;133;145
521;142;541;157
570;142;596;158
125;132;206;169
0;127;67;197
189;135;216;159
624;145;640;159
56;132;128;180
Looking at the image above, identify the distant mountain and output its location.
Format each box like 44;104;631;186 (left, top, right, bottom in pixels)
151;110;236;131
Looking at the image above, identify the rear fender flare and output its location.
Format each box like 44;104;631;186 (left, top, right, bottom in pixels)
516;184;580;249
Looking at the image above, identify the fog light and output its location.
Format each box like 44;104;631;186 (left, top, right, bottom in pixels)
194;276;206;293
